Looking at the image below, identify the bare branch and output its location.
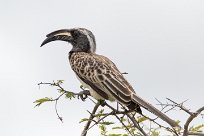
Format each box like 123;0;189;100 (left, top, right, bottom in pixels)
142;114;179;136
188;132;204;136
126;113;148;136
86;110;113;132
54;100;63;122
166;98;193;115
114;114;135;136
183;106;204;136
81;101;101;136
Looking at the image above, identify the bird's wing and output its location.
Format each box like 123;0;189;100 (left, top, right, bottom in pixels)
70;52;179;127
70;52;135;105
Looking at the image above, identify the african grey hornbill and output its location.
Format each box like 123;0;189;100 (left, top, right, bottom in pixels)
41;28;178;128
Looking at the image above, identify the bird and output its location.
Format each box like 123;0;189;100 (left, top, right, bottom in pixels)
41;28;178;128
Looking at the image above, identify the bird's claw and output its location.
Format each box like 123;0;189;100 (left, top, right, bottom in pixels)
77;90;90;101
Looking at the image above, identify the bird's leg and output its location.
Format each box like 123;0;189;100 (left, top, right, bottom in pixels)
98;99;106;107
131;111;137;119
78;85;90;101
120;104;133;114
78;89;90;101
117;102;119;111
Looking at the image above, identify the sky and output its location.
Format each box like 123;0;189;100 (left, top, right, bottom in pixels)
0;0;204;135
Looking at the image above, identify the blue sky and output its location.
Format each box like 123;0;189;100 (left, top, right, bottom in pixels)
0;0;204;135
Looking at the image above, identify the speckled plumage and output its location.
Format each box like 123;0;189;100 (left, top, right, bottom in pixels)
69;52;140;111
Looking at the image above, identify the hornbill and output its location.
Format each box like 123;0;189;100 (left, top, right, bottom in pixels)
41;28;178;128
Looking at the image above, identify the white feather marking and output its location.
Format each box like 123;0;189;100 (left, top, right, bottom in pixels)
79;29;96;53
103;81;130;103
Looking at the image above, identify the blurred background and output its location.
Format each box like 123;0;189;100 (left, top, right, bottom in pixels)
0;0;204;135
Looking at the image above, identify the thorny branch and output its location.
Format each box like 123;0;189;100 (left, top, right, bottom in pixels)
156;97;204;136
183;106;204;136
37;81;204;136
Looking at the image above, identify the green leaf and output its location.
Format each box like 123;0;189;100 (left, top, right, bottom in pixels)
65;92;75;99
57;89;65;93
138;116;148;123
33;97;53;107
56;80;64;84
79;118;89;123
100;125;106;131
130;127;136;133
95;113;106;117
99;125;107;136
190;124;204;132
112;126;123;130
100;121;114;125
121;118;126;122
150;128;160;136
108;134;122;136
99;109;105;114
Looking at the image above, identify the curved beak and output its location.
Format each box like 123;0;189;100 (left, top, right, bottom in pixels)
41;29;73;47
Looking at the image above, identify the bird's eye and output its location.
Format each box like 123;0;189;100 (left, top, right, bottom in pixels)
71;30;80;37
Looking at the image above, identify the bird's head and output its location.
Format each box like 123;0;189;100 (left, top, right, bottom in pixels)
41;28;96;53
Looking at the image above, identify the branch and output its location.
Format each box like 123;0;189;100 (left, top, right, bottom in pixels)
188;132;204;136
126;113;148;136
142;114;179;136
54;99;63;122
81;101;100;136
114;114;135;136
85;110;113;132
103;101;148;136
166;98;193;115
37;81;91;122
38;81;90;100
183;106;204;136
37;81;204;136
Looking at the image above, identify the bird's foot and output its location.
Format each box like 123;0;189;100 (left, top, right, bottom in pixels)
77;90;90;101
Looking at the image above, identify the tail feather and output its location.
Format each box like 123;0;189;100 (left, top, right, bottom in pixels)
132;94;179;128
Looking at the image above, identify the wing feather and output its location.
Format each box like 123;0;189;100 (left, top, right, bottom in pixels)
76;74;109;100
70;52;135;105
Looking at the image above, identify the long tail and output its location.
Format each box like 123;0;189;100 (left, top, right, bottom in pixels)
132;93;179;128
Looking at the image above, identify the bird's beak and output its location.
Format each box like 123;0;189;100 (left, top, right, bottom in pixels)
41;29;73;47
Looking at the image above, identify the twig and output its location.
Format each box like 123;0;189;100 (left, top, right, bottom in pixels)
38;82;90;98
114;114;135;136
81;101;100;136
122;72;128;74
38;81;90;122
86;111;113;132
166;98;192;115
55;100;63;122
142;114;179;136
104;102;148;136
